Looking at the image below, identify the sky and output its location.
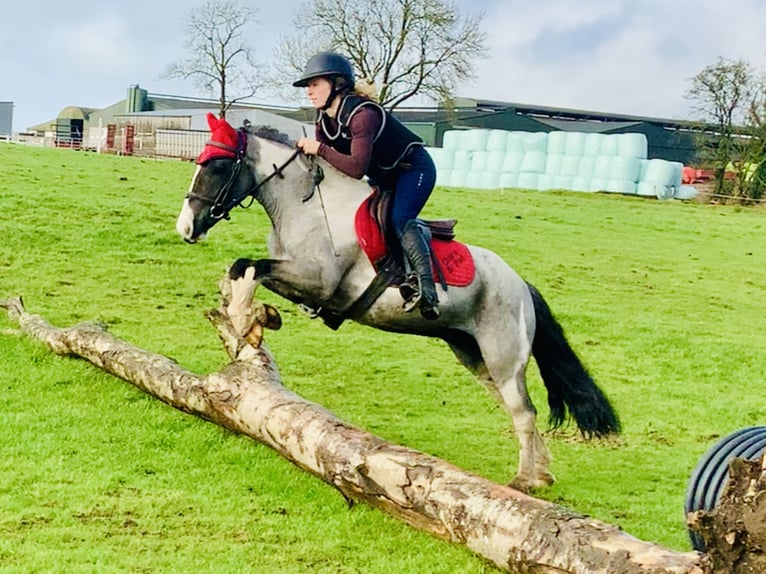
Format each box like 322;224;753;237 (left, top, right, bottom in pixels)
2;0;765;132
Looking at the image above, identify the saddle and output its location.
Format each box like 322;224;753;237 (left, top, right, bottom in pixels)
355;189;474;288
315;188;475;331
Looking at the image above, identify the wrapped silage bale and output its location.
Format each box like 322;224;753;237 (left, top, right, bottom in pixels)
461;129;491;151
564;132;587;155
485;129;509;152
502;151;524;173
560;155;581;177
538;174;556;190
600;135;620;156
675;185;699;200
545;153;564;175
609;156;641;182
522;132;548;152
639;159;650;181
486;150;506;172
584;133;606;155
436;169;452;187
637;181;674;199
547;131;568;154
520;150;547;173
618;133;648;159
517;172;540;190
499;172;519;189
606;180;637;194
642;158;679;187
442;130;462;150
578;156;596;178
553;175;574;190
506;132;526;152
450;170;469;188
453;150;473;171
471;150;490;172
477;171;501;190
425;147;455;173
589;178;610;192
594;155;613;179
571;176;591;192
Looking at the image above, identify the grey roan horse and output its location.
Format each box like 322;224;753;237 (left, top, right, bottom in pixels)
175;114;620;491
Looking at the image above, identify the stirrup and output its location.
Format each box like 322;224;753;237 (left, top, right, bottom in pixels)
399;276;420;313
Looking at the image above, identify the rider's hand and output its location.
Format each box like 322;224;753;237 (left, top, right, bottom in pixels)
297;138;320;156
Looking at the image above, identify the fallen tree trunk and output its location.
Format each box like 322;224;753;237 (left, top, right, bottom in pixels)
1;290;707;574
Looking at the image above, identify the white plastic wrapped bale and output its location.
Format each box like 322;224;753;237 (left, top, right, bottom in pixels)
609;156;641;182
471;150;490;172
442;130;463;150
450;170;469;188
600;134;620;156
506;132;526;153
547;131;568;154
522;131;548;152
538;174;556;190
485;129;509;152
436;169;452;187
485;150;506;172
453;150;473;171
564;132;587;156
460;128;491;151
560;155;581;177
584;133;606;156
502;151;524;173
618;133;648;159
606;179;637;194
589;178;610;192
578;156;596;178
424;147;455;173
571;176;591;192
499;172;519;189
675;185;699;200
520;150;547;173
639;158;683;199
545;153;563;175
517;172;540;190
477;171;501;190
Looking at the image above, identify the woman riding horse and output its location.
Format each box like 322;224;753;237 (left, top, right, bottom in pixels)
294;52;440;320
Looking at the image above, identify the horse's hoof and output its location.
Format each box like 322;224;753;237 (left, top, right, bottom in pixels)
535;472;556;488
508;476;532;493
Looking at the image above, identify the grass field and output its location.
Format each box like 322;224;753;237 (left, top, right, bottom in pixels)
1;142;765;573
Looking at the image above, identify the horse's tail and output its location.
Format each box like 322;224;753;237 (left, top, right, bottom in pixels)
526;282;621;437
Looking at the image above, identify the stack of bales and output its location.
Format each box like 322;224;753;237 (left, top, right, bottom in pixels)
426;128;692;200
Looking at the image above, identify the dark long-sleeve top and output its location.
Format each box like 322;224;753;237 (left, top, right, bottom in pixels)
315;106;382;180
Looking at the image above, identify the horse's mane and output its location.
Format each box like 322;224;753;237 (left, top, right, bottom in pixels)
247;124;296;148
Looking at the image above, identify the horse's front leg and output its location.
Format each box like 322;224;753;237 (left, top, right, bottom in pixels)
229;257;340;309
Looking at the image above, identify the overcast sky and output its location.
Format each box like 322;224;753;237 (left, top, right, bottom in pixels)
2;0;765;132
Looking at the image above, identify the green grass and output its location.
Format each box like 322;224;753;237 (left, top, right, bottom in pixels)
1;142;765;572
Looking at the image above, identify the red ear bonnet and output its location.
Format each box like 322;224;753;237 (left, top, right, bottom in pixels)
197;112;240;164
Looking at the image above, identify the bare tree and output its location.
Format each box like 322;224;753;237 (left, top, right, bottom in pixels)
163;0;262;118
274;0;487;110
685;57;765;199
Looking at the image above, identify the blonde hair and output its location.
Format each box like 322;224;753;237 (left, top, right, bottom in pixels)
353;78;379;101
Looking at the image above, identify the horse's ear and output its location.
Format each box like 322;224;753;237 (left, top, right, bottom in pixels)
206;112;219;132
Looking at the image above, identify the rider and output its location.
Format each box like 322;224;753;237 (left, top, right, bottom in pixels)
294;51;440;321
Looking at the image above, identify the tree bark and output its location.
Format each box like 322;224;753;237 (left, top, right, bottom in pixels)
688;456;766;573
1;292;708;574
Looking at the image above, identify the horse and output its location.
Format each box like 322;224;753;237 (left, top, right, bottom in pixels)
175;113;620;491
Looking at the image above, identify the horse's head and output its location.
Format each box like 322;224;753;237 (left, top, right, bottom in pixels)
176;113;257;243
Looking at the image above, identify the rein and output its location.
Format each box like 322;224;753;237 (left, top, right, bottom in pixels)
187;128;303;221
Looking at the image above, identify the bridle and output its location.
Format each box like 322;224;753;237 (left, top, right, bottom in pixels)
186;127;303;221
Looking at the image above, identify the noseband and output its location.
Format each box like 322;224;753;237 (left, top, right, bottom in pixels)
187;128;302;221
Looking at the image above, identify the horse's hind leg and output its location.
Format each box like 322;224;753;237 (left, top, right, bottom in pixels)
444;329;553;491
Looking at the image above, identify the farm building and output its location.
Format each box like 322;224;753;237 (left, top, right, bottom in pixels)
22;84;703;164
0;101;12;137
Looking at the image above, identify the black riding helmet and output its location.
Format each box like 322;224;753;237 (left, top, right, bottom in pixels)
293;52;355;88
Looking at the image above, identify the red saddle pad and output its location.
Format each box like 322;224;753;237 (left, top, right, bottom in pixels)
354;196;475;287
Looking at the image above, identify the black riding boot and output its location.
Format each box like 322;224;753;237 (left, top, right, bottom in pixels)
399;220;440;320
